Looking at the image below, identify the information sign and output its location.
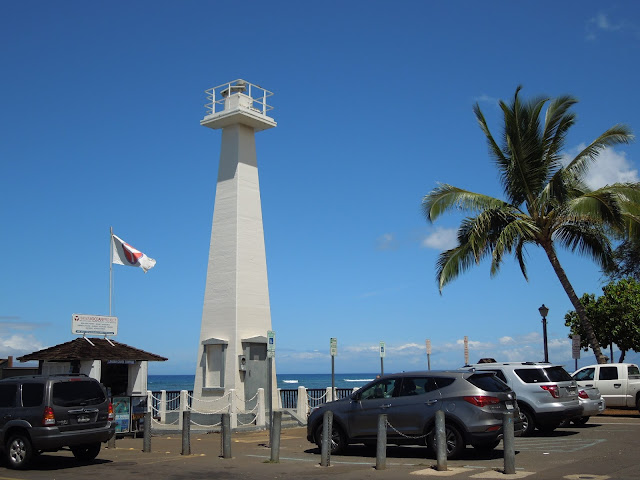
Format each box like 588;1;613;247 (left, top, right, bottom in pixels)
72;314;118;336
330;337;337;357
464;336;469;365
379;341;386;358
572;335;581;360
267;330;275;358
425;339;432;355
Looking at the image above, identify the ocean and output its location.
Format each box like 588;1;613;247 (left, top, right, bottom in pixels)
147;373;377;392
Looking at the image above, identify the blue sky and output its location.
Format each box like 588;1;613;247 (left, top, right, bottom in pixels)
2;2;639;375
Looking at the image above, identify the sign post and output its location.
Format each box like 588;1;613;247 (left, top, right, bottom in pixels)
425;339;432;370
572;334;581;371
267;330;275;445
330;338;337;401
464;336;469;365
379;341;386;376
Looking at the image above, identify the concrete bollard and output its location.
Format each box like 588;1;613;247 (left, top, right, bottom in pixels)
143;412;151;453
107;431;116;449
435;410;447;471
222;413;232;459
270;411;282;462
181;410;191;455
320;410;333;467
375;414;387;470
503;411;515;474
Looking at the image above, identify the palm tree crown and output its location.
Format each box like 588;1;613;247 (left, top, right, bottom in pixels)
422;86;638;364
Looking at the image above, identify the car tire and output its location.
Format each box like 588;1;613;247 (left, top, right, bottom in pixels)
472;439;500;452
518;406;536;436
314;423;347;455
6;433;33;470
71;443;101;462
429;423;464;460
571;416;589;426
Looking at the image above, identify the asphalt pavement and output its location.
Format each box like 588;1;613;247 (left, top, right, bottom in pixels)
0;410;638;480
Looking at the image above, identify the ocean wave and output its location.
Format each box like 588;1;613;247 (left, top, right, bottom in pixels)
344;378;374;382
283;380;299;383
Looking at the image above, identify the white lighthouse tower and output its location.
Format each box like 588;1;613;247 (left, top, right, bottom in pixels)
193;79;277;412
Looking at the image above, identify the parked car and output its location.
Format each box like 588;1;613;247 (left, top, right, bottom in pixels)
560;386;605;426
462;362;581;435
306;370;523;459
572;363;640;411
0;374;115;469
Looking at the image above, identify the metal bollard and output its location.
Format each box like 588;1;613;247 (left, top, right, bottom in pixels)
435;410;447;471
503;411;515;474
181;410;191;455
142;412;151;453
320;410;333;467
270;411;282;462
222;413;232;459
375;414;387;470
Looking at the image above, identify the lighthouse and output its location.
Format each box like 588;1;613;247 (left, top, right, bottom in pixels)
193;80;277;413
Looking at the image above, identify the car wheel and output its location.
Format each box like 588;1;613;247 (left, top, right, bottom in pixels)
71;443;101;462
518;406;536;436
314;423;347;455
6;434;33;470
571;416;589;426
473;439;500;452
429;423;464;460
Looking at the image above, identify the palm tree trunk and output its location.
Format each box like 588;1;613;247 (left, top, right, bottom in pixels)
541;242;607;364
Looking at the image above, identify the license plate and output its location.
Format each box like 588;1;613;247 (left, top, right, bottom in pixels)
505;402;514;410
78;414;90;423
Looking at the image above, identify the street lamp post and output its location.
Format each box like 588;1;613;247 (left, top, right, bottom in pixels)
539;304;549;363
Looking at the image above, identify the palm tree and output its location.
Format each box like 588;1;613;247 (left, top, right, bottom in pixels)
422;86;639;364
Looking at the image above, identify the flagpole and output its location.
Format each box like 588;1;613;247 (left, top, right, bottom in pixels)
109;226;113;316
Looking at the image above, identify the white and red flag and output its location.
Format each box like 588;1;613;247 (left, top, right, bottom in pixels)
111;234;156;273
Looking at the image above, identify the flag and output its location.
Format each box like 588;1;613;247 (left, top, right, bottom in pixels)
112;234;156;273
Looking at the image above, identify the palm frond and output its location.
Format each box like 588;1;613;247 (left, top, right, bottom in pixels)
435;242;478;292
563;125;634;181
421;184;508;222
491;216;539;275
554;223;613;270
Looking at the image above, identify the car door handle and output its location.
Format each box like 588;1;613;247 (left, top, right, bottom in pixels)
2;415;11;420
425;399;438;406
585;384;594;387
380;404;392;409
614;384;621;388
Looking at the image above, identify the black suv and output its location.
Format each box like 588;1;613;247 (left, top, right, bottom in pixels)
0;374;115;469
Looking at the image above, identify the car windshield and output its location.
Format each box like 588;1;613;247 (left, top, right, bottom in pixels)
466;373;511;392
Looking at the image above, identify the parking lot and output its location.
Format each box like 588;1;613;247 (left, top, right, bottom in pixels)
0;412;638;480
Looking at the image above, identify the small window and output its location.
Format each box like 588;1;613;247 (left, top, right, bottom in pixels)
22;383;44;407
467;373;511;392
205;344;226;388
599;367;619;381
573;368;595;381
0;384;17;407
477;369;508;383
628;365;640;377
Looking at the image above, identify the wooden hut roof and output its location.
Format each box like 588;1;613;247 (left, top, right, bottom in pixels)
17;338;168;362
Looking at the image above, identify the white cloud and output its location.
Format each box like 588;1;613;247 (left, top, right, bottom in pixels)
475;94;498;105
421;227;458;250
376;233;398;251
592;13;621;31
562;145;638;189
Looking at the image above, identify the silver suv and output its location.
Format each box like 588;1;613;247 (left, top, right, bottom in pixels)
0;374;115;469
462;362;581;435
306;370;522;459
